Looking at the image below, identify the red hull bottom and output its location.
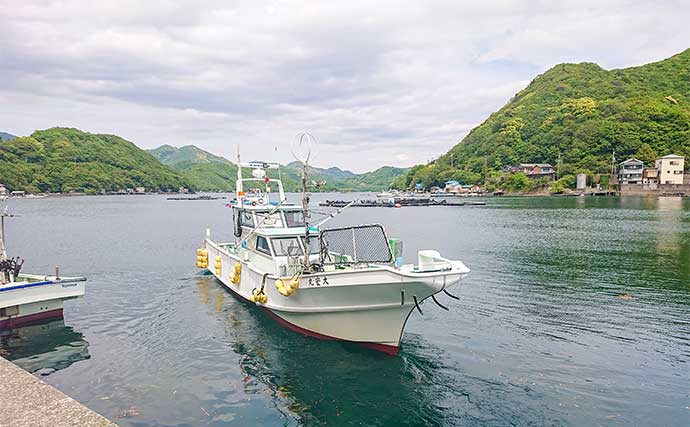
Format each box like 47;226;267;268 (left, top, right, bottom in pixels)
0;308;64;329
262;308;400;355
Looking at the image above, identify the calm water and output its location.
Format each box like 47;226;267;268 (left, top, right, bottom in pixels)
1;194;688;426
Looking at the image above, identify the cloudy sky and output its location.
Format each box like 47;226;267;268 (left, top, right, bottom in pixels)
1;1;689;172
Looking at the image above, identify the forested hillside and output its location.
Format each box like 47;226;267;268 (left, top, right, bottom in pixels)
0;128;406;194
395;49;690;191
151;145;405;192
0;128;188;193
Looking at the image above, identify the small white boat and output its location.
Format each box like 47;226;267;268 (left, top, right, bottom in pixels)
0;208;86;329
198;147;470;354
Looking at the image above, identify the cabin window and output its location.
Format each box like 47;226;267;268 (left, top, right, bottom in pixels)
272;238;303;257
256;212;283;228
240;211;255;227
284;211;305;228
256;236;271;255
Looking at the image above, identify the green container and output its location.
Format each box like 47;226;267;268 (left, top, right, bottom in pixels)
389;238;403;268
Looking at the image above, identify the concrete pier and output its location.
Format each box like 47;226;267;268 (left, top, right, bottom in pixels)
0;357;117;427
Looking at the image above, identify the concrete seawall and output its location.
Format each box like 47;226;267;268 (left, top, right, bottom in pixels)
619;183;690;196
0;357;117;427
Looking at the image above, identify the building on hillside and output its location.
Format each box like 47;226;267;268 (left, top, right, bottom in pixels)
618;158;644;184
655;154;685;185
642;168;658;185
0;184;7;197
501;163;556;180
468;185;482;194
519;164;556;180
444;181;482;194
429;186;442;193
444;180;460;192
414;183;424;192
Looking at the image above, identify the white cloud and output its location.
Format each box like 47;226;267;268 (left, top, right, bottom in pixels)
1;0;689;172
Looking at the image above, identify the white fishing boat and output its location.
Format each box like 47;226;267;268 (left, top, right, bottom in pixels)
0;207;86;329
198;137;470;354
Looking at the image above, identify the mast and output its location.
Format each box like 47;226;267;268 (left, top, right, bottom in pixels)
301;160;311;270
291;132;316;271
236;146;244;205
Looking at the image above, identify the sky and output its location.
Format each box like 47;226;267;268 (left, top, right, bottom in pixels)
1;1;689;172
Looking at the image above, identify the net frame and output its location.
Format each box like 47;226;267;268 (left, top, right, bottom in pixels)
318;224;393;266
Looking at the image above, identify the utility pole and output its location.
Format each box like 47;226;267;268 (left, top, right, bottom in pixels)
556;153;561;180
609;150;616;192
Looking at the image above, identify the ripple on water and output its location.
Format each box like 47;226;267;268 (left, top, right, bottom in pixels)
2;195;689;427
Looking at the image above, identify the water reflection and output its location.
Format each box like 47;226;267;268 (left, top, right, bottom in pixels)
0;319;90;375
195;277;457;427
654;197;684;256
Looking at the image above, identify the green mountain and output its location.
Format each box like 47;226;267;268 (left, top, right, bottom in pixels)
0;132;16;141
340;166;409;191
147;144;230;166
0;128;188;193
395;48;690;191
151;144;406;192
286;161;357;181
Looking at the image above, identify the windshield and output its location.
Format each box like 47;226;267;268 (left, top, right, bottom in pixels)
256;212;283;228
272;238;303;257
284;211;305;228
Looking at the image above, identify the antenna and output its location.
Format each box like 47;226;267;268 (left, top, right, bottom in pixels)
609;149;616;192
291;132;317;165
292;132;317;270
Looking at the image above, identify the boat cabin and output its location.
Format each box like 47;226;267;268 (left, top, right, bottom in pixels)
218;160;395;276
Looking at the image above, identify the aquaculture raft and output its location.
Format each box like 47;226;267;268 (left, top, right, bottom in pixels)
318;198;486;208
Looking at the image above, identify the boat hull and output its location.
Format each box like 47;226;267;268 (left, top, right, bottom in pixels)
0;276;86;329
203;239;467;353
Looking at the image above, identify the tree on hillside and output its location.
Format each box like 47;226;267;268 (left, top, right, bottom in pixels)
635;143;658;166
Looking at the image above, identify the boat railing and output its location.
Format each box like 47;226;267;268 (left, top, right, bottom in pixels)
318;224;393;266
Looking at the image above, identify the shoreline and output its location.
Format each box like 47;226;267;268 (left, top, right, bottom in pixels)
0;356;117;426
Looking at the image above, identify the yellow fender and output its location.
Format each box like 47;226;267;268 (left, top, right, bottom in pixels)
196;248;209;268
250;288;268;304
275;278;290;296
275;276;300;296
196;248;208;268
231;262;242;284
214;255;222;275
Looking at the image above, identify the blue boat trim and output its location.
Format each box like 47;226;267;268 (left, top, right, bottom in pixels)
0;281;55;292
